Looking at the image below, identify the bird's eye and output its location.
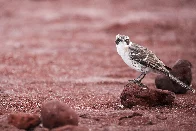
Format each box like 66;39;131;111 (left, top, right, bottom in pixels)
125;39;130;45
115;38;122;44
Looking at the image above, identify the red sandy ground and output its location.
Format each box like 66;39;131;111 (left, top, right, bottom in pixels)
0;0;196;130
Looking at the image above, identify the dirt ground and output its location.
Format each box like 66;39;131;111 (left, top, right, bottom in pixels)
0;0;196;130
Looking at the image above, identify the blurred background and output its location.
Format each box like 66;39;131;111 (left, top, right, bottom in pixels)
0;0;195;81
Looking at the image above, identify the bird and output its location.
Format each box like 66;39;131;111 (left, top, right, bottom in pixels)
115;34;195;93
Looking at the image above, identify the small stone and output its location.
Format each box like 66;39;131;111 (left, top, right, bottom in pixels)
155;60;192;94
51;125;89;131
41;100;79;129
8;113;41;130
120;82;175;108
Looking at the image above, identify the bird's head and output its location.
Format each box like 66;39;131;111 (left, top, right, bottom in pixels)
115;34;130;46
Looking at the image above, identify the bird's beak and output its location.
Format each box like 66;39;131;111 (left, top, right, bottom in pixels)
116;34;120;39
115;40;119;45
115;34;120;45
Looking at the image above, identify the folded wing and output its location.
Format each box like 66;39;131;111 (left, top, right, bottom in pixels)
128;43;169;74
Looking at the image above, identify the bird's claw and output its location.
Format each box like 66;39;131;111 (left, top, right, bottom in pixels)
128;79;148;89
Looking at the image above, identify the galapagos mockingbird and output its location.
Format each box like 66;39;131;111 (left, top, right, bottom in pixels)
115;34;195;93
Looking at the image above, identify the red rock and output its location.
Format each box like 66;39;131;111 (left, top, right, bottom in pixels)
41;100;79;129
8;113;41;130
172;60;192;85
155;60;192;94
120;82;175;108
51;125;89;131
155;75;175;92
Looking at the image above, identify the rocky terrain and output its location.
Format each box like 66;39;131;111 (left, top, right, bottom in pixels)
0;0;196;130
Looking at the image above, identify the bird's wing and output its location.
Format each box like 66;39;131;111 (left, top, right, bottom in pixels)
128;43;168;73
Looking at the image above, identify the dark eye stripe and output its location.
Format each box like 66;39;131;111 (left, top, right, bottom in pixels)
116;38;122;42
125;39;130;45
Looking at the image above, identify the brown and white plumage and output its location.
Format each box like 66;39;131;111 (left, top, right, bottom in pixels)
128;42;171;74
115;34;195;93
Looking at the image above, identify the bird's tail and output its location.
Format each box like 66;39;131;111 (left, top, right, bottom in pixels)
168;73;195;93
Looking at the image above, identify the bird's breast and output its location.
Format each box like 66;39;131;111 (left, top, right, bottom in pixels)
116;45;129;56
116;45;150;73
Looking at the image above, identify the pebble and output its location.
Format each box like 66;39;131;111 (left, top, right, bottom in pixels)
8;112;41;130
41;100;79;129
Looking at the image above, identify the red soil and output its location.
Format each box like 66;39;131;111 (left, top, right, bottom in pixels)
0;0;196;130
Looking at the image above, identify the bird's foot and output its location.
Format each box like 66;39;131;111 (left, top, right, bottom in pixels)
128;79;148;89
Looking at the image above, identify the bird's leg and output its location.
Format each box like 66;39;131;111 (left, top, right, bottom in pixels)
128;73;148;88
136;73;146;83
129;73;143;83
129;72;146;83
